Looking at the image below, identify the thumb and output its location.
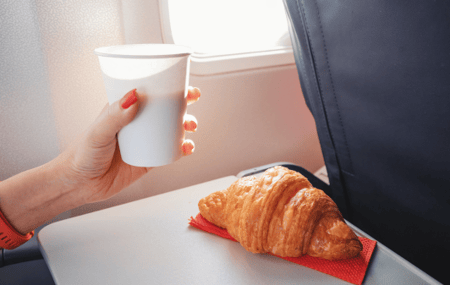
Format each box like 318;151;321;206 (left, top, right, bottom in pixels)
89;89;140;146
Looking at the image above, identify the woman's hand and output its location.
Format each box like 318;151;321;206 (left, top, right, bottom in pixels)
56;87;201;205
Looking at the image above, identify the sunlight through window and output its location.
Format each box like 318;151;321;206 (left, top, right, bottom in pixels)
166;0;291;55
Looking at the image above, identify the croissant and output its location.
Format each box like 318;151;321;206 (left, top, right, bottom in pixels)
198;166;362;260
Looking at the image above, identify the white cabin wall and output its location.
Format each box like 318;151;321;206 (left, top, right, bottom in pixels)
0;0;324;218
0;0;61;180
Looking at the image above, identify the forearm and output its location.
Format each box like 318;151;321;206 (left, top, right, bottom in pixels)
0;158;84;235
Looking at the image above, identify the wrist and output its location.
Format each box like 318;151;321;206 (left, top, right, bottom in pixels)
0;155;87;235
0;208;34;249
50;153;88;209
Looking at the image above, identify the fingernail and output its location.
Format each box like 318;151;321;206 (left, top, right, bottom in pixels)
182;140;195;155
121;89;137;109
184;120;197;132
187;87;201;103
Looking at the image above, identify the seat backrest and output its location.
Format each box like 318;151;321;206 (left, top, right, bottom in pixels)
283;1;450;283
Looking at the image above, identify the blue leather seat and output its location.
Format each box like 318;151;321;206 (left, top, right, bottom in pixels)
283;1;450;284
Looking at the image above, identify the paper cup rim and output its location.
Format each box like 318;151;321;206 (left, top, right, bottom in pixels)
94;44;193;59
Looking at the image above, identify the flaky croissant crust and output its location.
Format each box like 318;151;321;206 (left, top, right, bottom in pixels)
198;166;362;260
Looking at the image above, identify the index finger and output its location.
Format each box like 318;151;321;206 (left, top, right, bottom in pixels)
187;86;201;105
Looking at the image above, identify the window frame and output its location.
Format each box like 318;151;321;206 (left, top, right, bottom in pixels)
158;0;295;76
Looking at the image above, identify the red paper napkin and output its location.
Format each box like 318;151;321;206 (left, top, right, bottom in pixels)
189;213;376;285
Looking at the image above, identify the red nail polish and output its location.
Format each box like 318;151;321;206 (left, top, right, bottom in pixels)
184;120;197;131
182;141;195;155
121;89;137;109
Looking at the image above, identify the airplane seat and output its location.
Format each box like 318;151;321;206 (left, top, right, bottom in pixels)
282;1;450;284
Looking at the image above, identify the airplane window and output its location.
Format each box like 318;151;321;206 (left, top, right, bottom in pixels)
165;0;292;55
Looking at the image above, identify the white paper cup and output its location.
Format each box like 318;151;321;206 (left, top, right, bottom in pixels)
95;44;192;167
